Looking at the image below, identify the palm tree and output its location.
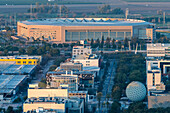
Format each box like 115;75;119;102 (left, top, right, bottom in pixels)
97;92;102;112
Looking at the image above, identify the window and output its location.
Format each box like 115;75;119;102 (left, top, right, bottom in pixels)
17;61;21;63
86;61;90;63
86;64;90;66
29;61;32;64
74;50;76;52
23;61;26;64
81;50;83;52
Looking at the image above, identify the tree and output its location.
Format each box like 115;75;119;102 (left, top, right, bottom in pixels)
98;4;111;14
27;46;37;55
124;38;129;48
100;36;104;48
50;49;60;56
6;106;13;113
96;38;100;47
61;5;69;14
112;39;116;49
97;92;103;112
91;38;94;48
19;48;26;55
110;101;121;113
111;7;124;14
129;70;145;83
106;37;111;48
112;85;122;100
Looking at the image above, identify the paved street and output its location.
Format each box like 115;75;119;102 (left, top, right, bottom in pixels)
99;59;117;113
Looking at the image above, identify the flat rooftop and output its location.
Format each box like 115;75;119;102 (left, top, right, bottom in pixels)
20;18;153;26
0;75;26;94
0;55;41;60
2;64;36;74
47;71;94;75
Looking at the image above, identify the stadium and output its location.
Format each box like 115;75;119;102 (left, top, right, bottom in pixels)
17;18;155;43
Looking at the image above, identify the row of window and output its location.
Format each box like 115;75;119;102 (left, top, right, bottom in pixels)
17;61;36;64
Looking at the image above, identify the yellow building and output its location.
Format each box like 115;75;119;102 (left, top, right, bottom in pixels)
0;55;41;65
17;18;155;43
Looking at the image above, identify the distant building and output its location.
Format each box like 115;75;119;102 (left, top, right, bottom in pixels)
73;54;100;67
0;55;42;65
18;18;155;43
147;43;170;58
60;62;83;71
72;46;92;58
0;75;27;103
69;91;88;103
46;72;78;91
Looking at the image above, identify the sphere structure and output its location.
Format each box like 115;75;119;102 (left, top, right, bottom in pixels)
126;81;146;101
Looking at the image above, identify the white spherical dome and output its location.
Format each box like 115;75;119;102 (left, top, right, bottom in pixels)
126;81;146;101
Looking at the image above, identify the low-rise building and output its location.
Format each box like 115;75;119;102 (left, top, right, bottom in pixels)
0;55;41;65
47;71;95;90
147;43;170;58
72;46;92;58
23;97;84;113
73;54;100;67
46;72;78;91
60;62;83;71
23;85;84;113
148;92;170;109
0;75;27;103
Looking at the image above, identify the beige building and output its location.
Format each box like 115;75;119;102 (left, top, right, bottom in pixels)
17;18;155;43
24;86;84;113
72;46;92;58
147;43;170;57
28;88;68;98
60;62;83;71
148;94;170;109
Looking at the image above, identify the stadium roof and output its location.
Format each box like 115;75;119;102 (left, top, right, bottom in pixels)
20;18;154;26
0;75;26;94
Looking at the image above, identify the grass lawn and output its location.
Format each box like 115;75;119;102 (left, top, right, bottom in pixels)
123;0;170;2
0;0;101;5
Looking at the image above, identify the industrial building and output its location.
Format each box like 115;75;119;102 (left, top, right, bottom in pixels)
0;75;27;103
0;55;42;65
17;18;155;43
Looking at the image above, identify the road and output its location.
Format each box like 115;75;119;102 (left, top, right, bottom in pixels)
99;59;117;113
31;59;54;83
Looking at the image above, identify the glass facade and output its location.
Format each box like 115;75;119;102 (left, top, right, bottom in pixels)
65;30;131;41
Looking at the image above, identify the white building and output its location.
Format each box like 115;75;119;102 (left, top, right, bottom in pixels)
147;43;170;57
146;60;166;91
72;46;92;58
73;54;100;67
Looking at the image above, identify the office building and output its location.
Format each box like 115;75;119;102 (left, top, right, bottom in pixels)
60;62;83;71
147;43;170;57
46;72;78;91
47;71;95;89
73;54;100;67
0;75;27;103
72;46;92;58
24;86;84;113
17;18;155;43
